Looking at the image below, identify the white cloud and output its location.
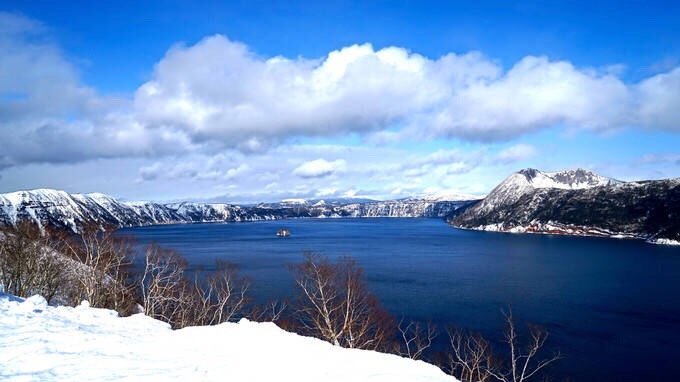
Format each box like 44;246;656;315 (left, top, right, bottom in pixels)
446;162;476;174
2;11;680;172
136;154;250;182
0;12;192;169
137;38;680;148
635;67;680;131
398;149;484;177
408;56;637;141
2;11;680;202
133;38;445;149
133;34;680;149
293;159;346;178
138;162;163;181
495;144;538;163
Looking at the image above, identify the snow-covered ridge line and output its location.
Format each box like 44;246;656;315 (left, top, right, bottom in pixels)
0;293;456;381
451;168;680;244
0;188;478;232
520;168;620;190
471;168;620;216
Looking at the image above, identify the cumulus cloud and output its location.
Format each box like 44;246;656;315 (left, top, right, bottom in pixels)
134;36;680;148
635;67;680;131
425;57;635;140
133;37;447;149
0;12;192;169
293;159;346;178
2;11;680;173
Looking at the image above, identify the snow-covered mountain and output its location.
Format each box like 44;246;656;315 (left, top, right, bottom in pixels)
471;168;619;215
0;293;456;382
0;189;277;232
518;168;618;190
0;189;479;232
452;168;680;243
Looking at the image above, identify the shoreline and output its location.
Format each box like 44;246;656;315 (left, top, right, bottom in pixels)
451;222;680;246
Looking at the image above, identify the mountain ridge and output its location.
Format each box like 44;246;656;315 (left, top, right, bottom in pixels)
0;188;476;232
3;168;679;245
451;168;680;244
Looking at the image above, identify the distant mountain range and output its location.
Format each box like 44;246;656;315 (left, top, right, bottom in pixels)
2;168;678;245
451;168;680;245
0;189;477;232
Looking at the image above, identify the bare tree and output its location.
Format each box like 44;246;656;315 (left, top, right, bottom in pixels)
445;309;561;382
291;253;394;351
446;328;497;382
140;245;250;328
487;309;562;382
398;319;437;360
0;222;66;303
55;223;136;313
249;299;289;323
139;244;191;327
191;260;250;326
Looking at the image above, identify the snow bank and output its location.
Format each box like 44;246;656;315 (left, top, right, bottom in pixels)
0;294;456;382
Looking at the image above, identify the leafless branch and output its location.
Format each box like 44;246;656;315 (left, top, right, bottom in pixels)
398;318;437;360
291;253;394;351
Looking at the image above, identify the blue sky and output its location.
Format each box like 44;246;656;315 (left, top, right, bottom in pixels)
0;1;679;201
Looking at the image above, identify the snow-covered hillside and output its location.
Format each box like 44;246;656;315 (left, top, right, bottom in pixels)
452;169;680;243
0;189;478;232
472;168;619;215
520;168;617;190
0;293;456;382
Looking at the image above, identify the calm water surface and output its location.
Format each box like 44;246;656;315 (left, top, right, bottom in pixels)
121;218;680;382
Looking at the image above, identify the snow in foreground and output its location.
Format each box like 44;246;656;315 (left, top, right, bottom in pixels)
0;294;456;382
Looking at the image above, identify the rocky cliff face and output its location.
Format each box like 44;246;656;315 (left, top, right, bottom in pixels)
451;169;680;243
0;189;477;232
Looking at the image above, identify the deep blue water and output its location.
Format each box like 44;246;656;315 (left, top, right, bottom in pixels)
120;218;680;382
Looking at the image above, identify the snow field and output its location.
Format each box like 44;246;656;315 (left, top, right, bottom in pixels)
0;293;456;382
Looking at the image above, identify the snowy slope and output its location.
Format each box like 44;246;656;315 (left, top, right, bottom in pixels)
0;189;122;231
0;189;280;231
0;189;479;232
521;168;617;190
473;168;618;214
452;169;680;243
0;293;456;382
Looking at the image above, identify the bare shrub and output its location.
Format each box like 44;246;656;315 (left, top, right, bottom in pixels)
55;223;136;313
290;253;394;351
0;222;66;303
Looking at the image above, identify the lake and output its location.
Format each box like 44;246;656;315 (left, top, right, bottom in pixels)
121;218;680;381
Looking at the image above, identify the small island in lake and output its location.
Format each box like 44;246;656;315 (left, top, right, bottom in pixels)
276;228;291;237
